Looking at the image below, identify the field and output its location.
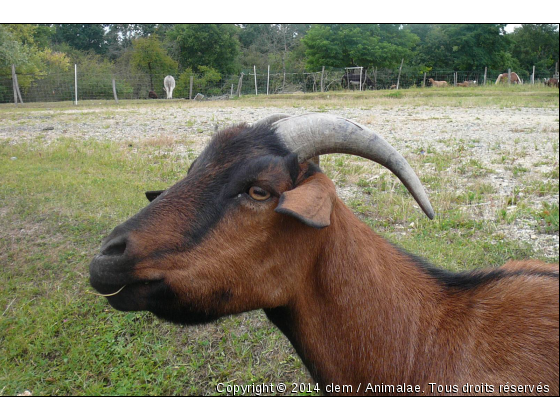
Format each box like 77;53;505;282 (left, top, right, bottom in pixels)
0;86;558;396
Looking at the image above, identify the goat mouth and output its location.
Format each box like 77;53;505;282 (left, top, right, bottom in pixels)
89;272;166;309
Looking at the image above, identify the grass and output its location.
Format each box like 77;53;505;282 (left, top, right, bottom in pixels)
0;138;310;396
0;87;558;395
0;84;558;113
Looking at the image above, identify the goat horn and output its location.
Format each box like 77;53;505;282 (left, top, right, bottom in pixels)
272;113;435;219
252;113;291;128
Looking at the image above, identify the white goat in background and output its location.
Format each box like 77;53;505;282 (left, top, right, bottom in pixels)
164;75;176;99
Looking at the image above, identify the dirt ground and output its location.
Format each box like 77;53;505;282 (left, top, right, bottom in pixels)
1;103;558;257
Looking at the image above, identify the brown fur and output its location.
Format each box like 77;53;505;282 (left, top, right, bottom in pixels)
124;173;558;395
91;123;559;396
496;72;522;84
546;78;558;88
429;78;448;87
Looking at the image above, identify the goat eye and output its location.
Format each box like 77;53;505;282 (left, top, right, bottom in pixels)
248;186;271;201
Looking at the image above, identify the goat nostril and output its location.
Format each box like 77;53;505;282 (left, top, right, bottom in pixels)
101;237;127;257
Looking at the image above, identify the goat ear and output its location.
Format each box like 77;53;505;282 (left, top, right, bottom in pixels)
275;173;336;229
145;190;165;202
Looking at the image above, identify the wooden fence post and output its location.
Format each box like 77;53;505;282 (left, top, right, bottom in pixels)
74;64;78;105
483;67;487;85
396;59;404;90
237;73;244;97
254;65;258;95
320;66;325;92
267;65;270;95
112;79;119;103
508;68;512;85
12;64;19;105
359;66;363;91
189;76;193;100
532;66;535;84
423;72;426;88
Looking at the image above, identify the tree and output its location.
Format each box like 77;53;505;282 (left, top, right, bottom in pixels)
509;24;559;73
166;24;240;74
446;24;509;70
236;24;309;73
130;36;178;90
302;24;418;70
52;24;107;55
103;24;174;60
0;25;29;67
409;24;509;71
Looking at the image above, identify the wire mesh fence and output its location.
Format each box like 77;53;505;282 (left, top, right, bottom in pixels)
1;64;558;106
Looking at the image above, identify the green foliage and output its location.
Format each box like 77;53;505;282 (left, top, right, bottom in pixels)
130;36;178;90
2;23;560;104
166;24;240;74
302;24;419;70
0;25;29;67
0;25;70;99
237;24;309;72
409;24;511;71
52;24;107;55
175;66;222;98
509;24;559;73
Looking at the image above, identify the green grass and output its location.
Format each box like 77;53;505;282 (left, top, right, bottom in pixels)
0;89;558;395
0;84;558;112
0;138;310;396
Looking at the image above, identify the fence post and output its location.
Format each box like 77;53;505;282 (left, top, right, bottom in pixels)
231;84;234;96
508;68;511;85
254;65;258;95
320;66;325;92
12;64;23;105
359;67;363;91
237;73;244;97
74;64;78;105
267;65;270;95
12;65;17;105
396;59;404;90
112;79;119;103
532;66;535;84
483;67;487;85
189;76;193;100
423;72;426;88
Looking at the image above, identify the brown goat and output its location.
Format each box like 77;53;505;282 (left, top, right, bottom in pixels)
89;114;559;395
546;78;559;88
456;81;469;87
428;78;448;87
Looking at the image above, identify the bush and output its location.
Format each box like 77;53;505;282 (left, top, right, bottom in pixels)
175;66;222;98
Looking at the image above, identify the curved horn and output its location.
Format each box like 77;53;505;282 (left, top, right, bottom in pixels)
252;113;291;128
272;113;435;219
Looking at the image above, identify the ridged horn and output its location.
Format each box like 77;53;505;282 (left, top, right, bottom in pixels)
270;113;435;219
251;113;291;128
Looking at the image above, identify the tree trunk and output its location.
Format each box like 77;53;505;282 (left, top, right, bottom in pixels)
148;62;154;91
